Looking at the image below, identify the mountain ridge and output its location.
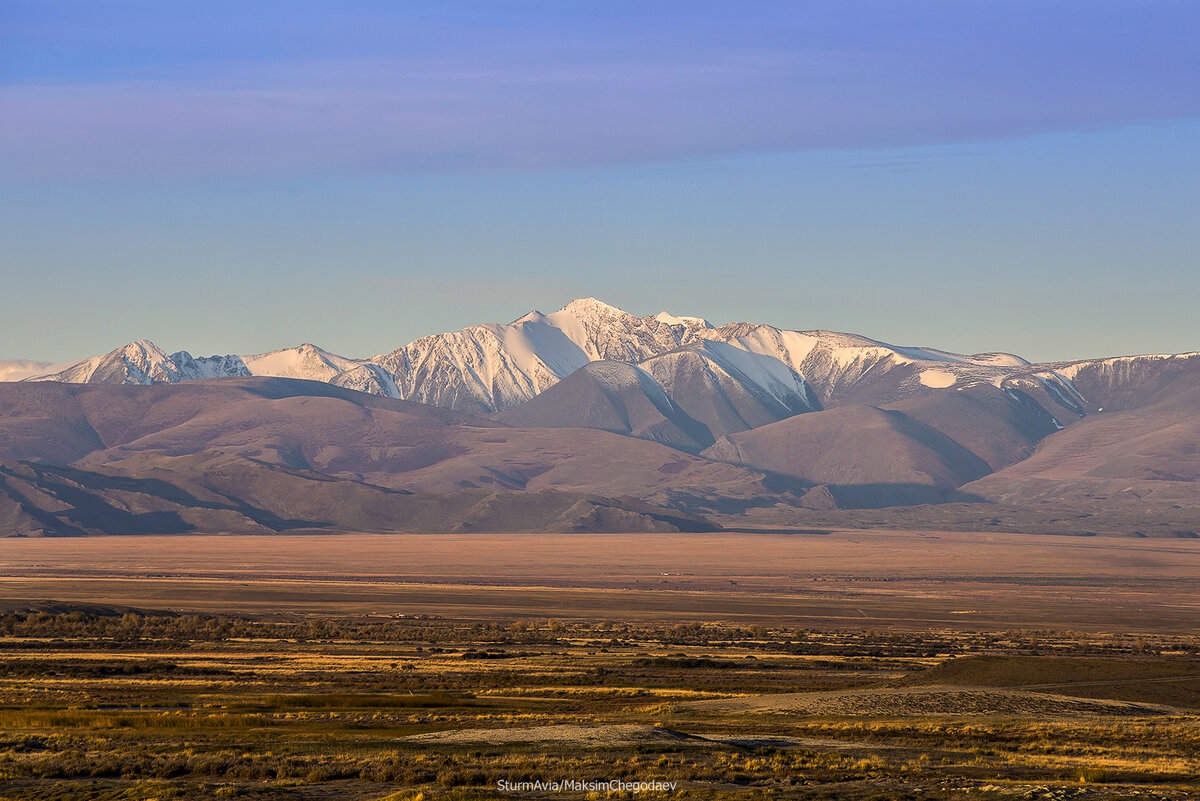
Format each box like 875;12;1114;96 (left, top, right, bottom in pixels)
3;355;1198;537
8;299;1198;535
22;298;1182;424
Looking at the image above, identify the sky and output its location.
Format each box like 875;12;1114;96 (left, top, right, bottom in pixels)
2;0;1198;363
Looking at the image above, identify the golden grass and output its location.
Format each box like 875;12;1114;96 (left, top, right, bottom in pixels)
0;611;1198;799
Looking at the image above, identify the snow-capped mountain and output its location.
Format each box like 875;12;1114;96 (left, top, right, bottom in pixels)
369;298;712;411
35;340;195;385
7;302;1200;532
494;360;718;452
638;341;817;438
24;298;713;411
18;298;1195;433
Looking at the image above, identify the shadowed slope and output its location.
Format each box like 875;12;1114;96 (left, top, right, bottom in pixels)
639;342;817;440
492;361;714;452
885;384;1062;472
0;379;763;534
0;454;718;537
965;367;1200;507
0;383;106;464
703;405;991;507
0;378;469;466
25;380;782;509
6;350;1200;532
384;425;793;512
1054;353;1200;413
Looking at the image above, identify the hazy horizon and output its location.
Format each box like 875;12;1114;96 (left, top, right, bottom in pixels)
3;286;1199;369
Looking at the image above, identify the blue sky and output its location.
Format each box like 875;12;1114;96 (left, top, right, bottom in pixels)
2;1;1198;362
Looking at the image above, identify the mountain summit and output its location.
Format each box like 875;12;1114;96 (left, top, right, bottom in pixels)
19;298;1196;437
4;299;1198;536
19;298;1014;406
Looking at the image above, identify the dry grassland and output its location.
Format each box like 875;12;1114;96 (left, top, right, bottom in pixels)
1;531;1198;799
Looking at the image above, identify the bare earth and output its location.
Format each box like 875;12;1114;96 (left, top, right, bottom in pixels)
3;529;1199;632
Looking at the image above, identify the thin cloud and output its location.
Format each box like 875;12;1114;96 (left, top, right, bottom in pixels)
3;3;1199;181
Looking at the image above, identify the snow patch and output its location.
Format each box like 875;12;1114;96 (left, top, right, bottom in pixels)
510;318;590;378
918;369;957;388
969;352;1030;367
700;340;814;411
654;311;711;328
892;345;970;364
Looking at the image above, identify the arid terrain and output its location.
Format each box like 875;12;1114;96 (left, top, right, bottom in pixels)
3;530;1200;630
7;0;1199;796
2;530;1199;800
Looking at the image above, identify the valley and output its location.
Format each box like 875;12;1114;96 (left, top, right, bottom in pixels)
2;299;1199;798
2;530;1199;800
3;531;1200;630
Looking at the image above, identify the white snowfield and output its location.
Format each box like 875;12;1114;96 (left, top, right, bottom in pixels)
918;369;957;388
18;298;1196;418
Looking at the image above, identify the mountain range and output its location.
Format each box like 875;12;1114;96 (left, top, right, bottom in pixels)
2;298;1197;537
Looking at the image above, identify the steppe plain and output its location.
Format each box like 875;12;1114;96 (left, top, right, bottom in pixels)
3;530;1200;629
2;529;1199;800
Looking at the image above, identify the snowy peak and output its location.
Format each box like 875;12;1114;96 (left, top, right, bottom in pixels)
702;323;1055;408
122;340;160;356
29;339;182;385
542;298;708;364
242;343;363;383
510;309;547;325
364;297;716;412
655;311;712;329
115;340;176;380
16;299;1194;438
372;322;573;412
1027;352;1200;414
26;339;372;390
557;297;631;318
172;351;251;380
544;299;649;361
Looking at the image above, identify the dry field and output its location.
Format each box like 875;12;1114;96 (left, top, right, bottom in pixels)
1;530;1199;799
3;530;1200;631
